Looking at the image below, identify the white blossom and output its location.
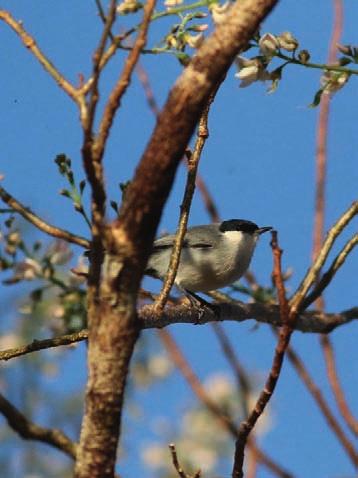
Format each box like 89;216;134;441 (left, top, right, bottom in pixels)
46;240;72;265
147;354;172;378
277;31;299;51
16;258;42;281
210;1;231;24
321;70;350;94
259;33;279;57
235;56;270;88
117;0;141;14
164;0;183;6
185;32;205;49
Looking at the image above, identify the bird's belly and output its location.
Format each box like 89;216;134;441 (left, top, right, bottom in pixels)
175;254;248;292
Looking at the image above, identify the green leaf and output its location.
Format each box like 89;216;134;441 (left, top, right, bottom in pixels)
176;51;191;66
309;88;324;108
110;200;118;214
59;188;72;198
79;179;86;195
4;216;15;228
339;56;352;66
67;170;75;186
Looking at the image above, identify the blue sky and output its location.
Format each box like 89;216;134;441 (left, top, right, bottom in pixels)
0;1;357;477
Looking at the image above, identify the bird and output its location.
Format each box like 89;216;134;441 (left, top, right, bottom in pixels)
145;219;272;305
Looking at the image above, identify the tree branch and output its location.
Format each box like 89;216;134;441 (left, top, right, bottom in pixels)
154;91;217;312
0;10;84;108
96;0;157;167
284;341;358;466
290;200;358;312
211;323;251;419
320;335;358;437
232;231;292;478
0;303;356;362
0;393;77;459
140;302;357;333
302;233;358;309
0;185;90;248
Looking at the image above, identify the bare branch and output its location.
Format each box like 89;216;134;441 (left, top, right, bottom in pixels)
311;0;357;441
154;91;217;311
81;1;118;242
96;0;157;163
284;341;358;466
0;393;77;459
0;184;90;248
169;443;199;478
0;329;88;361
302;233;358;309
0;302;356;362
86;0;117;129
290;200;358;313
232;231;291;478
140;302;357;333
211;323;251;419
320;335;358;437
0;10;84;108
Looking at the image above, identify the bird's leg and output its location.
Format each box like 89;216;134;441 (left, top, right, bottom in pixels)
184;289;221;318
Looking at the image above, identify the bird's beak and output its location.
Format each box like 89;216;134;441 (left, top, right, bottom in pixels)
257;226;273;235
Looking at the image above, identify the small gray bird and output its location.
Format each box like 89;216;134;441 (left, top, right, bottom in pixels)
146;219;272;303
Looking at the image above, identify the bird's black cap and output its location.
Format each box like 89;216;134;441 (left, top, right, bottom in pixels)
219;219;272;234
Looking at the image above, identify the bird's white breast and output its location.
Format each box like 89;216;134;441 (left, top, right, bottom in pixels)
176;231;257;292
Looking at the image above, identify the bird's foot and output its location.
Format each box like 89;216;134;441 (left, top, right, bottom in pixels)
184;290;221;321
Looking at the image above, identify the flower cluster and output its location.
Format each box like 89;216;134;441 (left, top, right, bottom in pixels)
235;31;353;102
164;12;208;54
235;31;300;90
320;70;350;95
117;0;143;15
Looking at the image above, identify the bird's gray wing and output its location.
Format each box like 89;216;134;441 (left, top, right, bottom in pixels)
151;226;215;254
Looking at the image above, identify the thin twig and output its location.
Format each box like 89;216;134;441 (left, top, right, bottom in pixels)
85;0;117;129
81;1;117;244
136;63;221;311
159;329;293;478
0;10;84;108
195;174;221;223
232;231;292;478
320;335;358;437
246;444;259;478
136;63;160;117
169;443;192;478
96;0;157;162
312;0;357;441
0;329;88;361
0;393;77;459
95;0;116;42
284;341;358;466
312;0;343;278
302;234;358;309
0;185;90;248
154;92;216;312
136;63;221;227
211;323;251;419
290;200;358;313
